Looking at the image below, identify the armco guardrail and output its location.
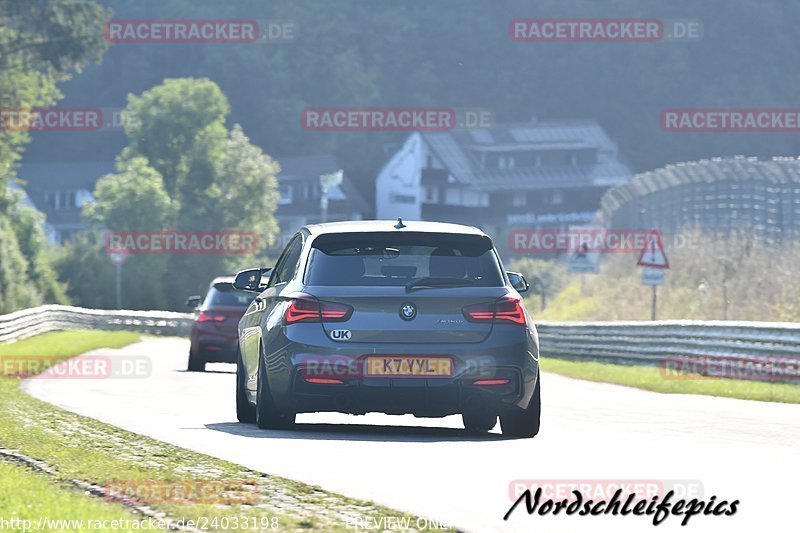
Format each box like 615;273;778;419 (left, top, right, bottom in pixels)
1;306;798;381
536;320;800;380
0;305;194;343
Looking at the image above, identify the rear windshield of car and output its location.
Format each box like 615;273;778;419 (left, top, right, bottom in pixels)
204;283;254;307
305;232;503;287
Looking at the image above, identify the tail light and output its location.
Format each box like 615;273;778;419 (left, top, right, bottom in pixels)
284;293;353;324
463;297;527;326
197;311;226;323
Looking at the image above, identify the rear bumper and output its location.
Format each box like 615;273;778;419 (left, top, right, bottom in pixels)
260;325;539;416
290;368;527;416
190;330;238;363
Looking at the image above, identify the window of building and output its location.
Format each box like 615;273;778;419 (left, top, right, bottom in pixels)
278;184;293;205
424;186;439;203
445;188;488;207
549;190;564;205
498;155;515;169
513;194;527;207
391;193;416;204
43;190;81;210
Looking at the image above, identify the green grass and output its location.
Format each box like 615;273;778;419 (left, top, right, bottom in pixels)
0;330;141;377
0;461;144;532
0;330;431;531
541;357;800;404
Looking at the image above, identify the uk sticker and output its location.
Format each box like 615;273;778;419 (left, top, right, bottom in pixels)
329;329;352;341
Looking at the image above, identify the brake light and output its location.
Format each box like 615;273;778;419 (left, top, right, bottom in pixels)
283;293;353;324
463;297;527;326
493;297;527;325
473;379;510;386
197;311;225;323
305;377;344;385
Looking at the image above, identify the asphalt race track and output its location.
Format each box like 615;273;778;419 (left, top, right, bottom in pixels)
23;338;800;532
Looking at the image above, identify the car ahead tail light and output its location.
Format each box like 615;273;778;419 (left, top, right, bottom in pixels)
283;293;353;324
463;297;527;326
197;311;226;322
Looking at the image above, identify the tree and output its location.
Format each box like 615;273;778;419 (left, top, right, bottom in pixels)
0;0;110;311
85;157;176;231
72;158;175;309
121;78;230;198
70;78;280;310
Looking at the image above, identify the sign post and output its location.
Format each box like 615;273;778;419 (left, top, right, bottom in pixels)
567;226;600;295
637;229;669;320
319;169;343;223
107;249;129;309
568;243;599;274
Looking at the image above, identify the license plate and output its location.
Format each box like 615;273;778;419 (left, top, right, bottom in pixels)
366;356;452;377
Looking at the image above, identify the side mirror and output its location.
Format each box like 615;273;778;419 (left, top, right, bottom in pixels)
233;268;263;292
507;271;529;293
185;295;202;308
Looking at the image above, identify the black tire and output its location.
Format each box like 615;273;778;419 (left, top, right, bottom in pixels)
255;348;295;430
236;347;256;423
187;349;206;372
462;410;497;433
500;374;541;438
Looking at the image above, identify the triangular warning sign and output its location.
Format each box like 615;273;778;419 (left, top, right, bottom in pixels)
637;230;669;269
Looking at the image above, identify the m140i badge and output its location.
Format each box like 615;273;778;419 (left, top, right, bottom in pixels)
400;303;417;321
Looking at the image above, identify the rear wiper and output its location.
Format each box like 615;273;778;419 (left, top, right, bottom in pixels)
405;277;476;292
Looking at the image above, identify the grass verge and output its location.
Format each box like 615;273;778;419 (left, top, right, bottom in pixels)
0;461;145;531
1;330;435;531
541;357;800;404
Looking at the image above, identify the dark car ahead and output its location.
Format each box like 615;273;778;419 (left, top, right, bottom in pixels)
186;276;255;372
233;220;541;437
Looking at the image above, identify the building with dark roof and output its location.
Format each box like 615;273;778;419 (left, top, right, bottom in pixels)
274;155;369;248
375;119;633;256
598;156;800;241
17;161;114;243
16;155;368;248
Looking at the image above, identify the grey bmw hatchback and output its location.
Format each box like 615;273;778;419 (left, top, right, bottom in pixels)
233;220;541;437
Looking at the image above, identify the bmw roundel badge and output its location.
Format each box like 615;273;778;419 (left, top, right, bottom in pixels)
400;303;417;321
